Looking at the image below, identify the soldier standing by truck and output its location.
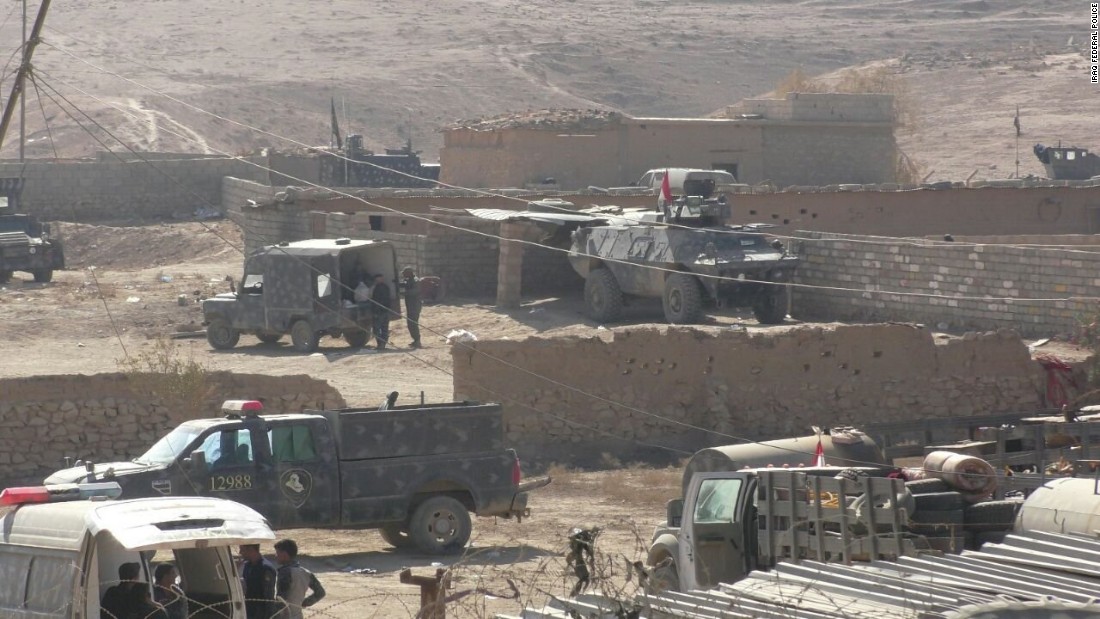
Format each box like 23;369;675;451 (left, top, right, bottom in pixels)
370;273;392;350
239;544;277;619
400;267;422;348
273;539;326;619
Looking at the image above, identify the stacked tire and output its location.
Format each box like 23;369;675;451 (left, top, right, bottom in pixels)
904;478;1021;551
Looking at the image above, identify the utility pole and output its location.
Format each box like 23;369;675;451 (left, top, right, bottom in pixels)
0;0;51;152
19;0;26;161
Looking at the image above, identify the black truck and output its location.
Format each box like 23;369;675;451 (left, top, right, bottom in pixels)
44;396;548;554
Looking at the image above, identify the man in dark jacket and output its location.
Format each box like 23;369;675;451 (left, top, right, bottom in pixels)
239;544;277;619
101;562;141;619
370;273;392;351
400;267;422;348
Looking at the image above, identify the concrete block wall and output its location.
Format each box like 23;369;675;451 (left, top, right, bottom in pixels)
0;156;268;222
222;177;277;219
793;231;1099;336
420;218;502;296
0;372;345;486
452;324;1045;463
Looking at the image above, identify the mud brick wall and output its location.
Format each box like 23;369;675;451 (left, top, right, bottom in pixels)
0;372;344;487
452;324;1045;463
793;231;1100;337
0;156;268;223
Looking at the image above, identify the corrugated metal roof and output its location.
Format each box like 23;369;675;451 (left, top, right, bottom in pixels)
499;533;1100;619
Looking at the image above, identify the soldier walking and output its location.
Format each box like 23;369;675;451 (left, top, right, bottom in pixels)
400;267;422;348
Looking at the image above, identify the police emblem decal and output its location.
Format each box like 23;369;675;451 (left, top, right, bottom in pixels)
279;469;313;508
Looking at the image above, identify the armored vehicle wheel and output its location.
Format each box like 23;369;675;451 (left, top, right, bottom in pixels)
584;268;624;322
408;496;472;555
647;557;679;594
752;286;787;325
256;332;282;345
663;273;704;324
344;329;369;348
379;523;414;548
32;269;53;283
0;270;11;283
206;318;240;350
290;319;320;353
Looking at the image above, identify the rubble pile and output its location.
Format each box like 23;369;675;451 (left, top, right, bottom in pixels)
449;108;626;132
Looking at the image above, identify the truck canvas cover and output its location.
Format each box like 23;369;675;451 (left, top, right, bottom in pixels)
321;402;504;460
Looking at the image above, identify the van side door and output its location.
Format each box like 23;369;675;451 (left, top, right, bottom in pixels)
266;418;341;528
678;472;753;590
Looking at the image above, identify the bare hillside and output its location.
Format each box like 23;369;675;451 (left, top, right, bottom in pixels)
2;0;1094;180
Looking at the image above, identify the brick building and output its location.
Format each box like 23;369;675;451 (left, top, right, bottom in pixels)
439;92;897;190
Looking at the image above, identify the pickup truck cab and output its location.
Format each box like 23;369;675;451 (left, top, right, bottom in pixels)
46;397;547;555
0;481;274;619
647;467;921;592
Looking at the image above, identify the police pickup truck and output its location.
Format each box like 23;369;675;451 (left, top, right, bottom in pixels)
46;396;549;554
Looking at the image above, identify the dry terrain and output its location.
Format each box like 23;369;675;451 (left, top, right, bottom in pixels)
0;221;814;618
0;0;1092;180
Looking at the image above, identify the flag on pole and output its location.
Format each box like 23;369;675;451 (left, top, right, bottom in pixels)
1013;106;1021;137
660;169;673;204
813;427;826;467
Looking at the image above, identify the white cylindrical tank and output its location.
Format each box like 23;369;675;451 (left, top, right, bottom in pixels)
681;428;885;494
1016;477;1100;534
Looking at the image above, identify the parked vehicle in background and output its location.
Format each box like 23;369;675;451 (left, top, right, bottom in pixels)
46;396;549;555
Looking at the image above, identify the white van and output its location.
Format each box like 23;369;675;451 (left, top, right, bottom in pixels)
0;483;274;619
635;168;738;193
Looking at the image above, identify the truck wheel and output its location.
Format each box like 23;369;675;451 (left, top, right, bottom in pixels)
32;269;53;283
913;491;964;512
663;273;704;324
379;524;414;549
206;318;240;350
344;329;369;349
256;332;282;345
408;496;472;555
0;270;11;283
647;559;679;594
584;268;624;323
963;500;1021;531
752;285;787;325
290;319;320;353
905;479;950;495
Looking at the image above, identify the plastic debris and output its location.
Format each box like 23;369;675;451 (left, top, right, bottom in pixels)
159;275;174;283
126;296;141;303
445;329;478;344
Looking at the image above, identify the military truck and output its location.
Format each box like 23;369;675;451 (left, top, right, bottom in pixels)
569;178;799;324
0;481;274;619
45;397;548;555
646;434;1024;592
202;238;400;352
0;177;64;283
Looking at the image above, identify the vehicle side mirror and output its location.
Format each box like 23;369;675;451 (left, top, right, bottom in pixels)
184;450;207;471
667;498;684;528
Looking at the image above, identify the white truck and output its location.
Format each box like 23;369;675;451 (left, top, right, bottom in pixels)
0;481;275;619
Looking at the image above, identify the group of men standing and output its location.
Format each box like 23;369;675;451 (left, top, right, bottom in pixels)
354;267;422;351
240;539;326;619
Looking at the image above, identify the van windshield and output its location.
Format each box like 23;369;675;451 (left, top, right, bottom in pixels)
135;426;204;465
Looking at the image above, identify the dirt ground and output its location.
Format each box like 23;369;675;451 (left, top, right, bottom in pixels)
0;221;1092;617
0;0;1092;180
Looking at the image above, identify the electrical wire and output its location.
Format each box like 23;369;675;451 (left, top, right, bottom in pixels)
39;38;1100;259
28;73;58;159
34;67;1100;307
30;60;1091;479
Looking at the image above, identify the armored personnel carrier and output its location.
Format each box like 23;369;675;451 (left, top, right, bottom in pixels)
0;177;64;284
569;178;799;324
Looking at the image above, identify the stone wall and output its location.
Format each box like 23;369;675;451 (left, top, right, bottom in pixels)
451;325;1045;462
0;372;344;486
0;156;269;223
793;231;1100;337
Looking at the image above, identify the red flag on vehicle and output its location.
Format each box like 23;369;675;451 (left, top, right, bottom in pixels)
813;428;826;467
660;169;673;203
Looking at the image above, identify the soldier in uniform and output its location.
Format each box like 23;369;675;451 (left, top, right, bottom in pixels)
273;539;326;619
370;273;392;351
400;267;422;348
239;544;277;619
